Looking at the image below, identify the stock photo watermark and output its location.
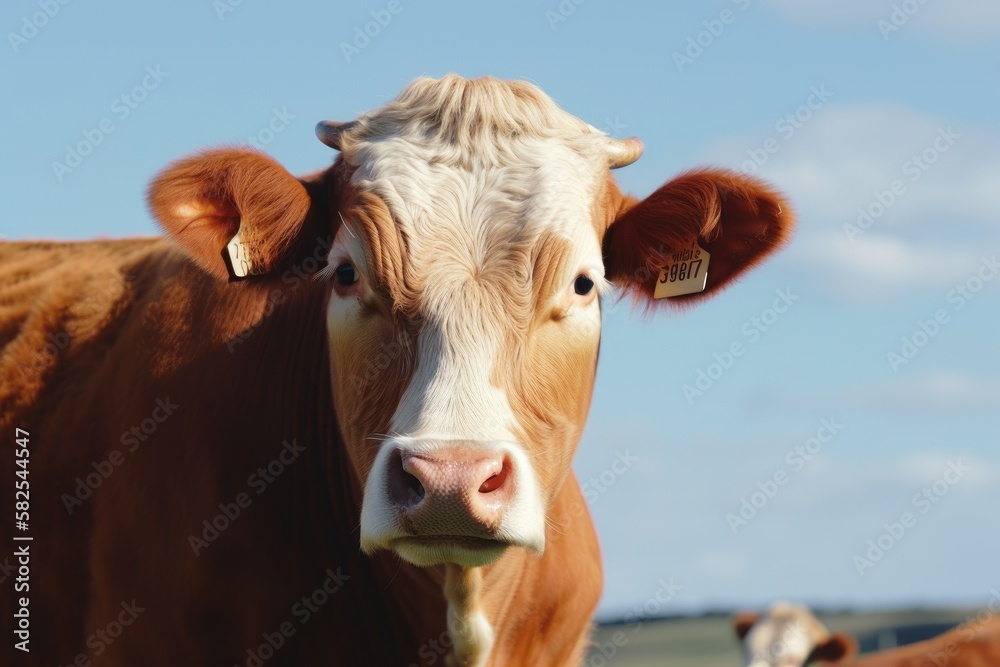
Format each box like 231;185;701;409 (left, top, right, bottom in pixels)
61;397;180;515
7;0;72;53
844;126;959;243
927;590;1000;666
246;108;296;149
17;274;135;385
340;0;411;63
557;446;638;533
16;273;135;383
581;449;639;505
188;438;306;556
226;235;334;353
214;0;248;21
672;0;752;73
584;577;683;666
886;255;998;372
55;600;145;666
853;459;969;576
726;416;844;534
740;85;833;175
51;66;169;182
545;0;590;31
877;0;932;41
682;287;798;405
235;567;350;667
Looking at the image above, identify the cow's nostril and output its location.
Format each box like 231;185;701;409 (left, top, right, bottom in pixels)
388;449;425;507
479;459;510;494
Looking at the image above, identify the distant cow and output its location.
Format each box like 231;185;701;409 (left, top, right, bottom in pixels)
1;75;793;666
734;602;1000;666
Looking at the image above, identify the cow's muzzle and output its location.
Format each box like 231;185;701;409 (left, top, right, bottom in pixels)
359;439;545;567
389;447;513;534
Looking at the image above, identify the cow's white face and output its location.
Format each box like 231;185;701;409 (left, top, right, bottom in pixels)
735;604;858;667
742;617;815;667
323;76;620;568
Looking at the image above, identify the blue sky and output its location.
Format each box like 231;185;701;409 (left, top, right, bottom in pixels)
4;1;998;619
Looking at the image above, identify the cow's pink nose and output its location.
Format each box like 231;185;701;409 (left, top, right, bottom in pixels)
387;447;513;534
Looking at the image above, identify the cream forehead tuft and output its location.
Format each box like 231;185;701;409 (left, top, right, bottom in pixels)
336;75;606;165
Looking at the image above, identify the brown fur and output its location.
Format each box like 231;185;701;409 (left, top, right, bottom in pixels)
603;167;795;309
844;617;1000;667
2;94;793;663
149;149;313;280
736;607;1000;667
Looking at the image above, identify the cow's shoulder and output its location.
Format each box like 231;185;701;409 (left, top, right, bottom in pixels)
0;239;168;418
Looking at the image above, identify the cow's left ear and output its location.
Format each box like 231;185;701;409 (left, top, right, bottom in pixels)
603;168;794;307
733;611;760;640
148;148;320;281
805;632;858;665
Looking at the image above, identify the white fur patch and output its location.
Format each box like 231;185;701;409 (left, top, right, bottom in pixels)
325;77;612;555
741;603;826;667
443;566;494;667
447;607;493;667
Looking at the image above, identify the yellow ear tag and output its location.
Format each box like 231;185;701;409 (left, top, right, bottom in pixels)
653;244;711;299
225;230;254;279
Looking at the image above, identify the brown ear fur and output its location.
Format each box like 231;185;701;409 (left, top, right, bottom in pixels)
603;168;794;307
733;611;761;640
806;632;858;665
148;148;312;280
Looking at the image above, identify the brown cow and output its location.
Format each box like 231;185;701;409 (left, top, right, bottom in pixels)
734;602;1000;667
1;75;793;666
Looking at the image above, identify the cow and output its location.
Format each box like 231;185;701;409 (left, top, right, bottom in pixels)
733;602;1000;667
1;75;793;666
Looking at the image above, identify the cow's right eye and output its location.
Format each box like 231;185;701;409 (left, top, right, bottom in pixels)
573;275;595;296
335;263;358;286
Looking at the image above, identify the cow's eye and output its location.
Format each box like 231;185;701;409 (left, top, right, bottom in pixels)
335;263;358;286
573;275;595;296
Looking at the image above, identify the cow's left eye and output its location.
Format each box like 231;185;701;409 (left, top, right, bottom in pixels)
335;263;359;286
573;275;595;296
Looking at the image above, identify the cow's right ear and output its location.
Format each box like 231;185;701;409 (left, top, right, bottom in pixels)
603;168;794;308
733;611;760;640
806;632;858;665
148;148;314;280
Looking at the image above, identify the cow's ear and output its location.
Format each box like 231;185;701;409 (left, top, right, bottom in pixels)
805;632;857;665
148;148;314;280
733;612;760;640
603;168;794;307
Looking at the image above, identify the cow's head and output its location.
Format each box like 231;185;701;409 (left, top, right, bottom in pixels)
149;75;794;570
734;604;858;666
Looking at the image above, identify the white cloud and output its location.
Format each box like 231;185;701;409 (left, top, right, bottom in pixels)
916;0;1000;42
710;103;1000;231
758;0;1000;44
754;373;1000;416
791;231;977;299
703;103;1000;298
698;551;749;580
898;452;1000;487
843;372;1000;412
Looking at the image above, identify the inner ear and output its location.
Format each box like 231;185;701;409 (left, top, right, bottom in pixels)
148;148;314;280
